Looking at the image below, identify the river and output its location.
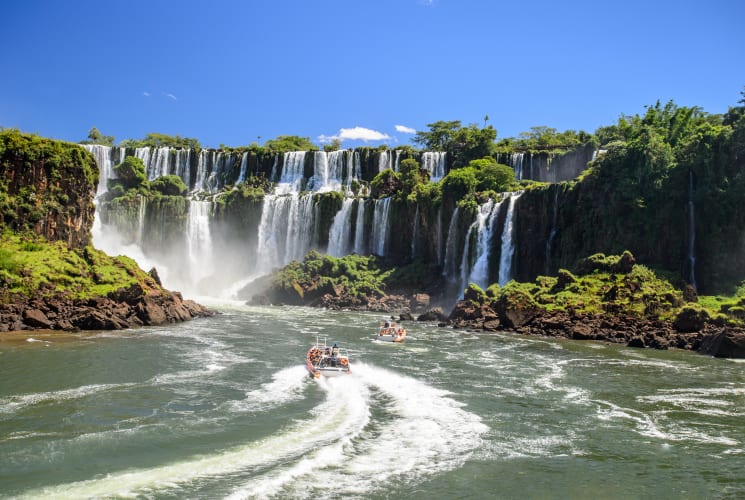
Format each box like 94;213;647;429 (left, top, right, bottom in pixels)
1;302;744;499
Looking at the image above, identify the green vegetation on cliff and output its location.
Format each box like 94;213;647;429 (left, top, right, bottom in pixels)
0;129;98;248
535;94;745;293
464;251;744;328
0;131;173;308
269;251;392;304
412;120;497;169
0;231;161;302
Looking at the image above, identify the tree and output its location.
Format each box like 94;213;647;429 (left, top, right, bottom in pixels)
150;175;188;196
412;120;462;150
398;158;429;195
470;157;515;192
264;135;318;153
119;133;201;149
441;166;478;202
82;127;114;146
412;120;497;169
324;138;343;152
112;157;147;189
370;169;401;198
449;124;497;169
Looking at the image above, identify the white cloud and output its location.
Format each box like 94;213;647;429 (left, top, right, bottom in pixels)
318;134;338;144
163;93;178;101
143;91;151;97
339;126;390;141
395;124;416;134
319;126;391;144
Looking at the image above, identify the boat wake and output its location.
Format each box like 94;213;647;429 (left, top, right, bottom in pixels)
22;362;486;499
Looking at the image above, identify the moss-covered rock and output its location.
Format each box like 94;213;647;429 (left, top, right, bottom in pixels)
673;304;710;332
494;281;542;328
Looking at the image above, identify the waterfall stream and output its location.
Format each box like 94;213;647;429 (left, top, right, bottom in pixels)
328;198;355;257
498;192;521;286
370;197;392;256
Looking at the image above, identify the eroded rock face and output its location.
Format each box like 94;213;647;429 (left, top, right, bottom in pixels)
698;329;745;358
0;132;97;248
0;288;215;333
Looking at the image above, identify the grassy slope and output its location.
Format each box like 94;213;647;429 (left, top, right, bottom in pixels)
0;231;158;302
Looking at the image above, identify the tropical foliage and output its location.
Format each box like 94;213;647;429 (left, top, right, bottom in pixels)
80;127;115;146
412;120;497;169
119;133;201;149
263;135;318;153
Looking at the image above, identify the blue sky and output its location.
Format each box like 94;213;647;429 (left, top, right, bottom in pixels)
1;0;743;149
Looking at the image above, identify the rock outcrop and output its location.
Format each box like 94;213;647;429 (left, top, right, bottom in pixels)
447;297;745;357
0;284;213;333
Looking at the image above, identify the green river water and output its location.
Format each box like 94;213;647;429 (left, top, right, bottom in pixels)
1;301;744;499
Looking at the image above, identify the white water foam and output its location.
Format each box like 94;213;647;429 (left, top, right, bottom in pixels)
23;372;369;499
229;362;488;498
24;363;486;499
226;365;309;413
0;383;137;414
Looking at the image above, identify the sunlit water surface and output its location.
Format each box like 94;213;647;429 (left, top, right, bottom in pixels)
1;302;744;498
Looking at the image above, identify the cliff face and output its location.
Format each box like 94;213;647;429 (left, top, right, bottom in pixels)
0;130;98;248
0;131;213;332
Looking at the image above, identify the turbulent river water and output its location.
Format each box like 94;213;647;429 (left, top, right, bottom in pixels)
1;302;744;499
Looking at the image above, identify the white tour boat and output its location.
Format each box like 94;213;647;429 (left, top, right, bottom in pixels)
306;336;351;378
374;320;407;343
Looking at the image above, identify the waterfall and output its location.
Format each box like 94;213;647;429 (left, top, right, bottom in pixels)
394;150;402;172
194;150;209;192
179;149;191;189
309;151;331;192
255;194;315;273
82;145;124;196
236;152;248;184
422;152;446;181
153;147;171;179
498;192;521;286
137;195;147;245
545;185;559;275
688;171;697;291
511;153;524;181
353;152;362;185
328;198;354;257
370;197;392;256
378;150;391;172
186;200;214;285
309;150;350;193
463;199;503;291
269;153;280;182
353;199;367;254
276;151;306;194
442;207;461;280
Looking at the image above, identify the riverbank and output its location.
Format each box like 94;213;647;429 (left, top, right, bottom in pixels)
447;301;745;358
0;285;214;333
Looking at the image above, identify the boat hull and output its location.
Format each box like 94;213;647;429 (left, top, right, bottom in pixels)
314;367;350;377
374;334;405;343
306;343;351;378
